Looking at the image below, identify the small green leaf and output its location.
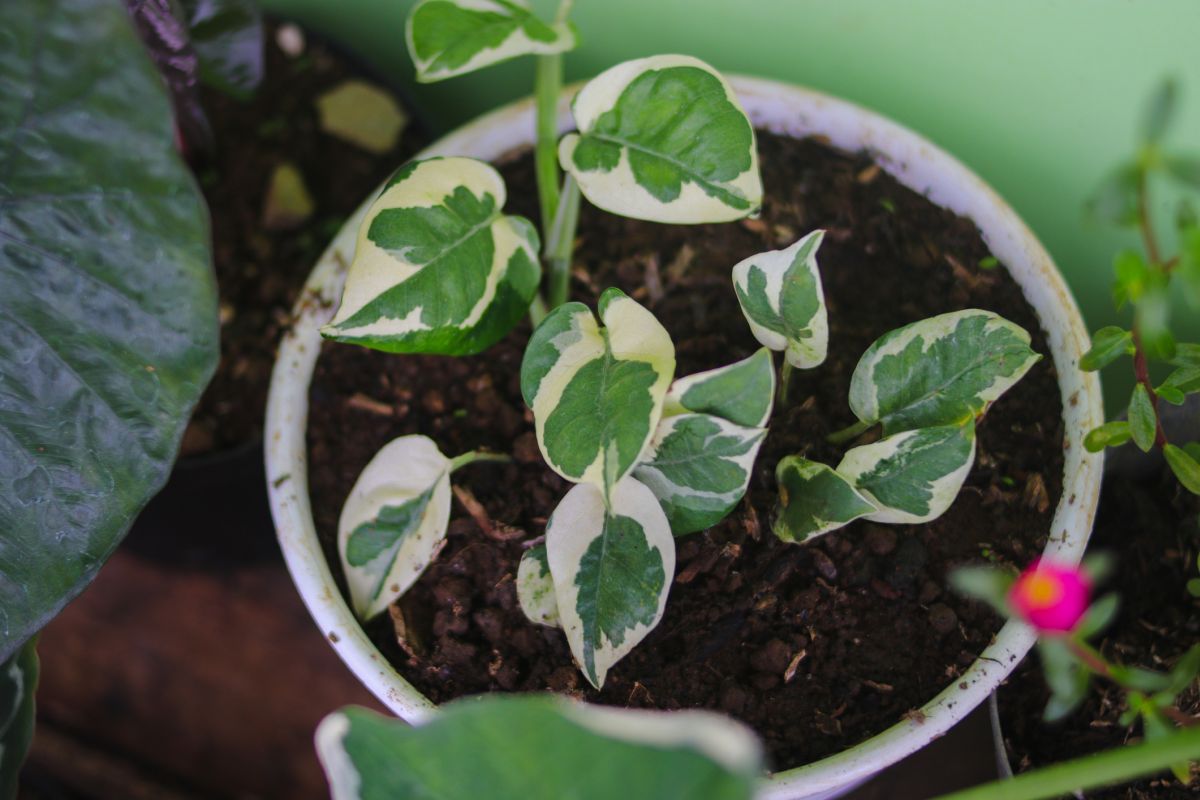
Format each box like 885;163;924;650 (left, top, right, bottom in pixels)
848;310;1040;436
836;421;977;524
1075;594;1119;639
322;157;540;356
1186;443;1200;463
634;413;766;536
1165;155;1200;190
546;478;674;689
1083;420;1132;453
521;288;675;500
0;639;38;798
316;697;763;800
772;456;876;542
1080;326;1134;371
1086;162;1142;227
1039;639;1090;722
663;348;775;428
949;565;1016;613
1141;78;1178;144
732;230;830;369
406;0;577;83
1161;366;1200;396
1129;384;1158;453
338;436;453;619
1112;249;1151;308
559;55;762;223
1136;281;1176;361
1164;444;1200;495
1170;343;1200;367
517;544;560;627
1167;645;1200;695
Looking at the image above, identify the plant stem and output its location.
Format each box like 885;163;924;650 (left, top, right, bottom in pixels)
545;173;581;309
1137;168;1162;266
930;725;1200;800
529;293;548;326
777;361;794;404
534;52;563;239
827;418;872;445
1129;166;1169;448
448;451;511;473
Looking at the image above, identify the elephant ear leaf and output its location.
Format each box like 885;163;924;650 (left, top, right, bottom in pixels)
559;54;763;224
406;0;577;83
338;436;453;620
0;639;38;798
546;478;674;689
322;157;541;356
0;0;218;661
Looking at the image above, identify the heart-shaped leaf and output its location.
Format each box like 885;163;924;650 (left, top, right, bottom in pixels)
732;231;829;369
848;309;1040;436
0;0;218;660
406;0;577;83
316;697;762;800
836;421;977;524
634;414;765;536
322;157;540;356
663;348;775;428
772;456;876;542
521;288;675;499
338;436;453;619
558;55;762;224
546;478;674;689
516;543;560;627
0;639;37;797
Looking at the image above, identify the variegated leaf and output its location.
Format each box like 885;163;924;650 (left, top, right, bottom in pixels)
406;0;577;83
633;414;765;536
517;544;560;627
772;456;876;543
521;288;675;498
732;230;829;368
558;55;762;224
848;309;1041;435
663;348;775;428
322;157;540;356
836;422;977;524
547;478;675;689
338;436;452;619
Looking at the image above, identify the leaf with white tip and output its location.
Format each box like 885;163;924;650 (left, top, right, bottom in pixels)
406;0;577;83
772;456;876;542
836;422;977;524
558;55;762;224
521;288;675;498
848;310;1041;435
663;348;775;428
338;436;452;619
732;231;829;368
547;478;675;689
517;544;560;627
322;157;540;356
634;414;765;536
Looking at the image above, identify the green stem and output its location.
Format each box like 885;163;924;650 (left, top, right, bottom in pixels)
529;293;548;327
931;725;1200;800
777;361;794;405
827;418;872;445
534;52;562;239
448;450;511;473
545;173;581;309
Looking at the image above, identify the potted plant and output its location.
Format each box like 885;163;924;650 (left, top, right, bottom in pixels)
266;1;1103;795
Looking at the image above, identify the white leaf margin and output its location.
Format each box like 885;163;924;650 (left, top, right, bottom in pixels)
516;545;560;627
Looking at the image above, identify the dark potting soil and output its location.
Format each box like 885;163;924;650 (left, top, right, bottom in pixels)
999;467;1200;797
181;22;424;455
306;131;1066;770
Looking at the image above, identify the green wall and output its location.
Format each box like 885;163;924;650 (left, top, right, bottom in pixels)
264;0;1200;408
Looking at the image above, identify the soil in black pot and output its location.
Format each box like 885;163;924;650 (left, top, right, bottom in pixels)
181;21;425;455
998;464;1200;797
306;131;1066;770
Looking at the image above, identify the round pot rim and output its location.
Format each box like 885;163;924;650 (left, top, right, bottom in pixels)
265;75;1104;799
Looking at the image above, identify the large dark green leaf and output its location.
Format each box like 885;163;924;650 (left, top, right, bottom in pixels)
0;638;37;799
179;0;264;100
0;0;218;660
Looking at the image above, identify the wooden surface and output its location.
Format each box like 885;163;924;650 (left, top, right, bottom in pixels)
20;445;998;799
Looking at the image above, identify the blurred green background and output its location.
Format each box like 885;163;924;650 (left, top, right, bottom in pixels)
264;0;1199;408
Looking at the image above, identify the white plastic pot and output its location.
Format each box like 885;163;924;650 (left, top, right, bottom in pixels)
266;77;1104;799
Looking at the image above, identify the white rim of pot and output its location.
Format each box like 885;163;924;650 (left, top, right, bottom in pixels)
265;76;1104;799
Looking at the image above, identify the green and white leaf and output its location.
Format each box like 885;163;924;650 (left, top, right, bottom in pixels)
732;230;829;368
663;348;775;428
0;639;38;798
848;309;1041;435
322;157;540;356
521;288;675;498
338;436;452;620
406;0;577;83
836;422;977;524
634;413;765;536
546;478;675;689
558;54;762;224
316;696;762;800
516;544;560;627
772;456;877;543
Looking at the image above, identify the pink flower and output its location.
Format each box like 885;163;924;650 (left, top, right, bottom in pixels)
1008;560;1091;633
